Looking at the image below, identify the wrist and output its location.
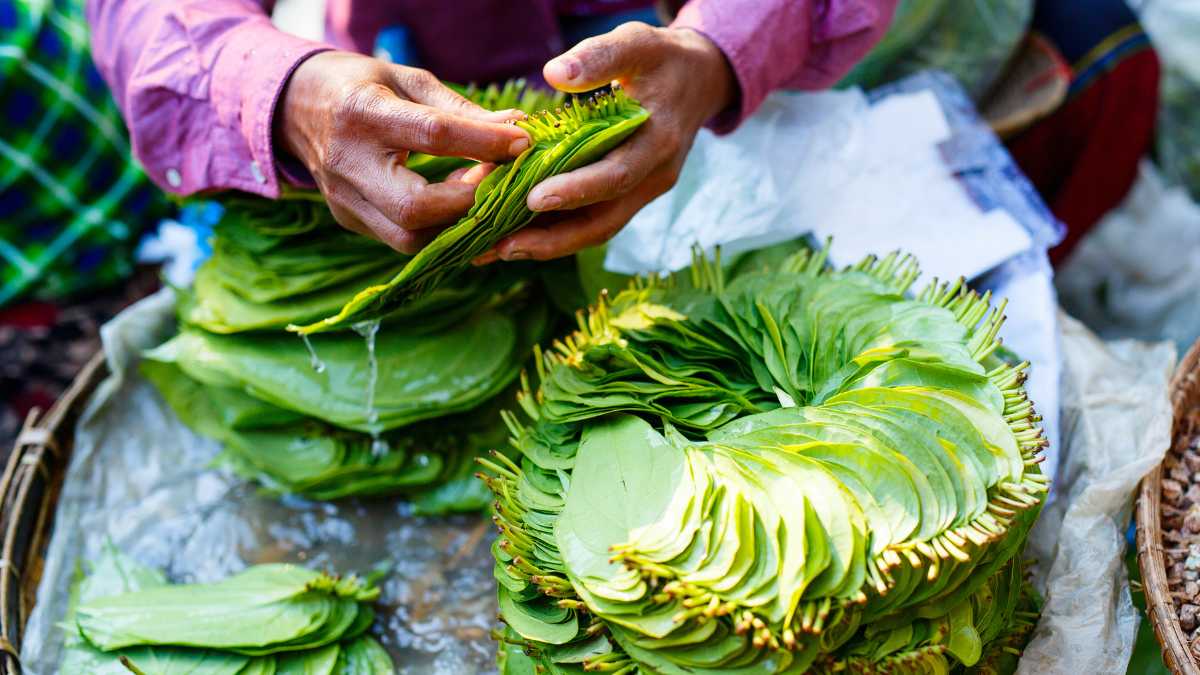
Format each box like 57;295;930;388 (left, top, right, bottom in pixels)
275;50;339;171
671;27;737;124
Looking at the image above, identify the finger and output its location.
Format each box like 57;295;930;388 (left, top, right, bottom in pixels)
347;157;478;230
461;162;497;185
472;250;500;266
391;67;526;124
361;95;530;161
328;190;438;254
526;128;662;211
545;22;658;92
497;186;654;261
444;162;496;185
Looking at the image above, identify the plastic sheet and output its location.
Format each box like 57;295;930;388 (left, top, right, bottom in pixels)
20;289;499;675
1017;314;1176;674
1140;0;1200;200
1057;160;1200;354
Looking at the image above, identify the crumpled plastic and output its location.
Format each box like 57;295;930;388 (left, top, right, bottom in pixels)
1138;0;1200;200
1057;160;1200;354
1017;313;1176;674
20;290;499;675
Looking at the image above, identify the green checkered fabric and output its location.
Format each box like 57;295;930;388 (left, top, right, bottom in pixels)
0;0;167;307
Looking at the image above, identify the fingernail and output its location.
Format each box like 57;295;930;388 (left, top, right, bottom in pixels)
534;194;562;211
547;56;581;82
509;138;530;155
502;248;531;261
472;251;499;266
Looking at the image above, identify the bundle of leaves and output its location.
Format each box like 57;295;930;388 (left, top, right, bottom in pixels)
481;245;1048;674
407;79;567;182
146;194;549;511
294;86;649;334
61;544;393;674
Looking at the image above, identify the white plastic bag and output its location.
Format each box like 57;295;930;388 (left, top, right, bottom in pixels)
1017;314;1176;674
1057;160;1200;352
1138;0;1200;198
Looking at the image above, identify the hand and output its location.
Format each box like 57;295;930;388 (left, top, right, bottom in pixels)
276;51;531;254
478;22;736;263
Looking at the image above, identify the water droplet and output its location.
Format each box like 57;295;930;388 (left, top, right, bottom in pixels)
300;334;326;374
371;434;389;457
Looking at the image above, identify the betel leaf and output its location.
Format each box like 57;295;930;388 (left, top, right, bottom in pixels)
61;548;393;675
482;242;1048;674
59;544;250;675
293;88;649;334
76;564;377;655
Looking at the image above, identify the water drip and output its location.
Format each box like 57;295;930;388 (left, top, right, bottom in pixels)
353;319;382;435
300;334;326;374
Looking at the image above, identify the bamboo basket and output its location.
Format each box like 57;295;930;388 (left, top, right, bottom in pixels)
0;352;107;675
1137;338;1200;675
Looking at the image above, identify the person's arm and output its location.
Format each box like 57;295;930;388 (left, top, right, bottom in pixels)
86;0;332;197
481;0;897;263
87;0;532;253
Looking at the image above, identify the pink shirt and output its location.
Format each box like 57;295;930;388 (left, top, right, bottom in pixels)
86;0;896;198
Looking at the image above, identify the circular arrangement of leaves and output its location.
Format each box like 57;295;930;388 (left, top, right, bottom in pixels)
482;245;1047;674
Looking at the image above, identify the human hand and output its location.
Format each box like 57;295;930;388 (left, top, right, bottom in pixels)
476;22;736;264
276;51;532;253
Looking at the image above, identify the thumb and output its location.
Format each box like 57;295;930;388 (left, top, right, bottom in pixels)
544;22;657;93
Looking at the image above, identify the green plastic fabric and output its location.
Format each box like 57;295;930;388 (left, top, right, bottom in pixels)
840;0;1033;100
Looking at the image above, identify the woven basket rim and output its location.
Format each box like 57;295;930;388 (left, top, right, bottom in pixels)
0;351;108;675
1136;337;1200;675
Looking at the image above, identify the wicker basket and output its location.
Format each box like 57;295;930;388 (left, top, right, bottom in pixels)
1137;338;1200;675
0;352;107;675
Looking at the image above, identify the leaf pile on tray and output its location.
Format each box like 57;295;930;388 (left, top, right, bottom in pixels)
482;245;1048;674
143;80;649;510
60;544;393;675
143;195;548;511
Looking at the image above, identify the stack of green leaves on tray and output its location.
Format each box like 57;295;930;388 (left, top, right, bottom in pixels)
481;243;1048;674
60;544;392;674
294;86;649;334
144;194;549;510
143;80;648;510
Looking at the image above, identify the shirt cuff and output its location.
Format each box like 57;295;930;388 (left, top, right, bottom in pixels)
211;22;334;197
671;2;799;134
672;0;893;134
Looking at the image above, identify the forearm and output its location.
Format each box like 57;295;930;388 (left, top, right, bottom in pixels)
671;0;898;132
86;0;332;196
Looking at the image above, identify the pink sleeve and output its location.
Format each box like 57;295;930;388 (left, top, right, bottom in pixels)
672;0;898;133
86;0;334;197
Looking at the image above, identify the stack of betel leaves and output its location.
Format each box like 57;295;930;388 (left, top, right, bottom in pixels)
481;244;1048;674
60;544;392;674
142;82;649;510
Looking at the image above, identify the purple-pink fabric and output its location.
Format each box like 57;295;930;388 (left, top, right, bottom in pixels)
86;0;896;198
